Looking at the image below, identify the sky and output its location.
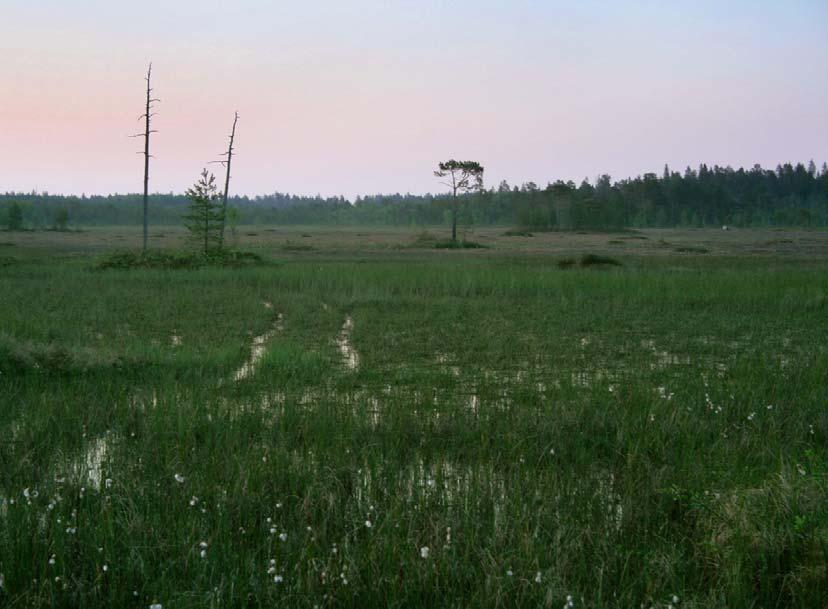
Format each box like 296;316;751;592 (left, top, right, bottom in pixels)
2;0;827;198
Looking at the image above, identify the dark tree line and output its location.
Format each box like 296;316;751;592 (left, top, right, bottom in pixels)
3;162;828;230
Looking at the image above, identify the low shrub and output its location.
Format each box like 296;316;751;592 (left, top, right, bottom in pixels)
433;240;487;249
580;253;621;267
0;333;121;374
96;249;264;270
282;242;315;251
558;254;622;269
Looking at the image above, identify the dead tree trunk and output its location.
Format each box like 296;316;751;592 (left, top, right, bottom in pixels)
219;112;239;249
137;63;159;252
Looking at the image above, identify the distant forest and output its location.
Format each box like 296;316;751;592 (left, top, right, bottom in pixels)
3;161;828;230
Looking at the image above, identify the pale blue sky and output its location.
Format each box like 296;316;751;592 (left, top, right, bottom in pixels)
2;1;827;196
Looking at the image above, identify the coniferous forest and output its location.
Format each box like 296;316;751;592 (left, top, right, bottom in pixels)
3;161;827;230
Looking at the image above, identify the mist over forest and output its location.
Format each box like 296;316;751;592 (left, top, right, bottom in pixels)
3;161;828;230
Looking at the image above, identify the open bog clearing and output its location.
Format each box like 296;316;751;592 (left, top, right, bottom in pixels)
1;227;827;608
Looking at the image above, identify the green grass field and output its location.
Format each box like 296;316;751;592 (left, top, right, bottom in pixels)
1;227;827;608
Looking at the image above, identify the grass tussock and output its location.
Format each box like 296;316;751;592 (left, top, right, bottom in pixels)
557;254;622;268
557;257;577;269
0;333;122;373
433;240;487;249
96;249;264;270
502;229;534;237
1;233;827;608
408;232;488;249
674;246;710;254
282;241;315;251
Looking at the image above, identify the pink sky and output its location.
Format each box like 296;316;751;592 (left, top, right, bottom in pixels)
2;1;827;198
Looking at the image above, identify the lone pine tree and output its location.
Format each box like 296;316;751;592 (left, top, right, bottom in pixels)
434;160;484;242
184;169;224;254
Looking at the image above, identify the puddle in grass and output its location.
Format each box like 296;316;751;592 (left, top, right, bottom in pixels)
336;315;360;371
354;458;623;532
128;389;158;412
355;458;505;507
234;312;285;382
0;435;113;521
75;435;110;490
50;433;114;492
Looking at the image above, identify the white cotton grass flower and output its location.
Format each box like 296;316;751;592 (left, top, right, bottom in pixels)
49;555;56;566
534;571;542;583
174;474;185;484
364;520;372;528
102;565;108;572
564;594;574;608
506;569;513;577
672;594;680;603
273;574;283;584
278;532;288;542
420;546;429;559
269;527;277;534
150;604;163;609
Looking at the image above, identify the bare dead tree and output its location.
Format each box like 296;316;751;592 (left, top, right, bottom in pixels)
218;112;239;248
131;63;159;251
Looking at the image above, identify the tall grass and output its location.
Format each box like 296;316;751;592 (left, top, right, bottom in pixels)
0;250;826;607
